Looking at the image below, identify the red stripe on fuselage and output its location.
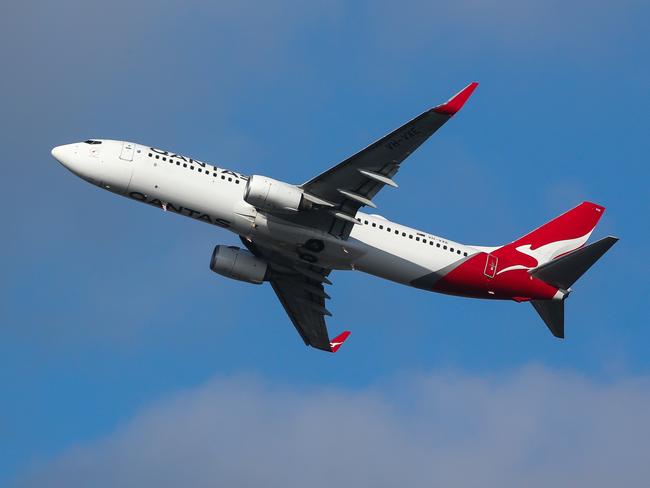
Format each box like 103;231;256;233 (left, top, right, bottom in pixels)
432;252;558;300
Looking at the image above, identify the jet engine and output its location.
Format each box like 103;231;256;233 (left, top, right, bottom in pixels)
209;245;268;284
244;175;310;212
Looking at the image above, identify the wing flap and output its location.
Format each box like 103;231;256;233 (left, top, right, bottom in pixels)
270;277;333;351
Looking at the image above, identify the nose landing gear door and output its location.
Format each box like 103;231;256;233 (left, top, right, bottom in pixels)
119;141;135;161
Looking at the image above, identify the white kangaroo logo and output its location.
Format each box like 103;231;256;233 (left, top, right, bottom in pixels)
496;231;593;275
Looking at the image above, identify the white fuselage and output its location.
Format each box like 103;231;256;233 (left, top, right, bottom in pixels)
52;140;478;289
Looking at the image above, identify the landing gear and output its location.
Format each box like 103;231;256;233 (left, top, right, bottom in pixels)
304;239;324;253
298;239;323;263
299;253;317;263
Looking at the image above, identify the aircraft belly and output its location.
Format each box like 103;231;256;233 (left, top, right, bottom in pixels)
245;213;364;269
353;238;457;287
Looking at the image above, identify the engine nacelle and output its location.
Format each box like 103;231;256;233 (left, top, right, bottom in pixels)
244;175;308;213
209;245;268;284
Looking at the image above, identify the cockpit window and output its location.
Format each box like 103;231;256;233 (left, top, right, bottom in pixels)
84;140;102;145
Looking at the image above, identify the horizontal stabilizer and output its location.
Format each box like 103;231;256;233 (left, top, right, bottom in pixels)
530;236;618;290
531;299;565;338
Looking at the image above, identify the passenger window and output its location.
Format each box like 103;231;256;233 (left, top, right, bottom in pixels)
379;225;383;230
364;220;368;225
464;252;468;256
416;237;420;241
409;235;413;239
155;155;160;159
450;248;454;252
395;230;399;235
372;223;376;227
437;243;441;248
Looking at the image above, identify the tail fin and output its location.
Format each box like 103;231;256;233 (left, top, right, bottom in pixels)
498;202;606;268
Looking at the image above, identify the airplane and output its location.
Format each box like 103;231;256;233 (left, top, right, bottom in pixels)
51;82;617;353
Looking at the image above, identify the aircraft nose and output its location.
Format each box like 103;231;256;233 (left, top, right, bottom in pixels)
51;142;91;179
51;144;73;167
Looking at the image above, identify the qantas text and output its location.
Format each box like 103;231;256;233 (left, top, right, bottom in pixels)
129;191;231;228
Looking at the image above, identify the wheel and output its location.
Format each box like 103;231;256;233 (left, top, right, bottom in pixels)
299;253;317;263
304;239;324;253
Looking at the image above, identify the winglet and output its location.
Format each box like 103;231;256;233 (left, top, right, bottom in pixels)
433;82;479;115
329;331;351;353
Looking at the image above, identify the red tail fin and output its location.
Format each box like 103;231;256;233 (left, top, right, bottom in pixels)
497;202;605;268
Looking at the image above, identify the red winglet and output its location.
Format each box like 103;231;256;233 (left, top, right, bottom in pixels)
433;82;479;115
329;331;351;353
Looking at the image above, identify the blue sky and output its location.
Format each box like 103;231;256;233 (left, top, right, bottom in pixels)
1;0;649;485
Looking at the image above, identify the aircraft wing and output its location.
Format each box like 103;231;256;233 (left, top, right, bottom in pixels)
299;82;478;239
240;237;350;352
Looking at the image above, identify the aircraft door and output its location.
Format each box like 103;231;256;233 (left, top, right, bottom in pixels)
119;141;135;161
99;141;135;195
484;253;498;278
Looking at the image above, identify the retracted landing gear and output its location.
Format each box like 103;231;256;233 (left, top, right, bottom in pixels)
304;239;324;252
299;253;317;263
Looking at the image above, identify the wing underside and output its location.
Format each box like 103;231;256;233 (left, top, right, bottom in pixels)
240;236;346;352
270;276;332;351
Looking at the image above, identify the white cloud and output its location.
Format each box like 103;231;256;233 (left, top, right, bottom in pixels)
14;366;650;487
